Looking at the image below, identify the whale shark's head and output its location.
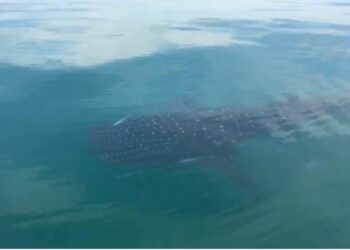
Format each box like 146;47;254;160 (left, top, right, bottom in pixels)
88;114;215;165
88;113;240;165
89;117;174;164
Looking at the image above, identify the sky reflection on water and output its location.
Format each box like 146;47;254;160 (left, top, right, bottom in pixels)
1;0;350;66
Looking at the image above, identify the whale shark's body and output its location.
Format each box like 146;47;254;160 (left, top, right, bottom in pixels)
89;95;350;169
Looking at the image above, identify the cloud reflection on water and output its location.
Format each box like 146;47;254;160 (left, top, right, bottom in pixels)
1;0;350;67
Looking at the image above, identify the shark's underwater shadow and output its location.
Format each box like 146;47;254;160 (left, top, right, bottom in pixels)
88;93;350;201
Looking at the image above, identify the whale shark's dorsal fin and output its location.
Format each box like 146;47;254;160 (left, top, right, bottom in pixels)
113;114;133;126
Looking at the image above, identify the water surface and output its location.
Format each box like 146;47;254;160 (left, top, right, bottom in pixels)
1;0;350;247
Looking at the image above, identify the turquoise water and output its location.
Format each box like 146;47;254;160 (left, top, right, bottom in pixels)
1;0;350;247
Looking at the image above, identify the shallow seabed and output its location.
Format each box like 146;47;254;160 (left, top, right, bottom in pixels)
1;0;350;248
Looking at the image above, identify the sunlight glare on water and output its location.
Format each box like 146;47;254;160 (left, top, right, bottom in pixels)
1;0;350;248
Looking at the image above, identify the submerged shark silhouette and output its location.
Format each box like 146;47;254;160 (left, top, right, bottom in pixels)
89;94;350;184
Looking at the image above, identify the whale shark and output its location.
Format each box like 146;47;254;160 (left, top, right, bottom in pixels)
89;94;350;186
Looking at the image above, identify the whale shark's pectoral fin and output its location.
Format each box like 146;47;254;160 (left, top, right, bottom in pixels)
113;114;133;126
215;156;259;199
198;156;258;199
178;156;216;165
178;155;258;199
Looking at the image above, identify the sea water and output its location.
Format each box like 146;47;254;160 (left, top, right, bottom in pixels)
1;0;350;247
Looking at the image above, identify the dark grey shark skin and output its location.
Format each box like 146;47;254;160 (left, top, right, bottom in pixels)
89;94;350;166
90;112;239;165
